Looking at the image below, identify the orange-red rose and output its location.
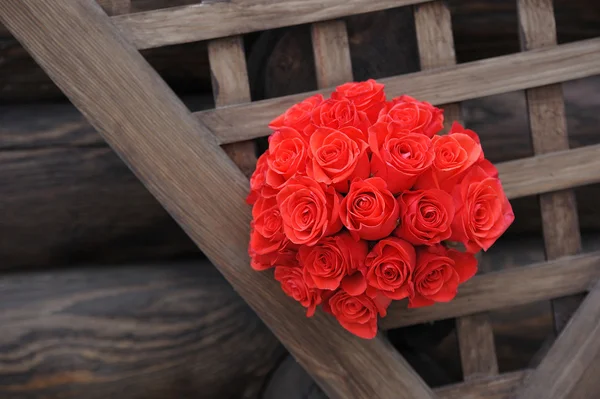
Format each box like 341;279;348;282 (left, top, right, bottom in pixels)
369;124;434;194
324;290;391;339
378;95;444;138
266;127;309;190
331;79;386;123
307;98;370;138
364;237;416;300
410;245;477;308
269;94;324;136
340;177;400;241
277;176;342;246
299;231;368;293
451;165;515;252
395;189;455;245
275;264;323;317
307;126;370;192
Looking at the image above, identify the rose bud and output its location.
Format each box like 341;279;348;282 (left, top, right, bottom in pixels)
331;79;386;123
277;176;342;246
395;189;455;245
410;245;478;308
340;177;400;241
364;237;416;300
274;264;323;317
451;165;515;253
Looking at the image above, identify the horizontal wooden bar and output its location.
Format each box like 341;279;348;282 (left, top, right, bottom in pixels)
113;0;430;49
436;371;529;399
197;37;600;145
381;251;600;330
499;144;600;200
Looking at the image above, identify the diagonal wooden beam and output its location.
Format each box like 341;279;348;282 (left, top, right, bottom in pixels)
515;280;600;399
0;1;435;398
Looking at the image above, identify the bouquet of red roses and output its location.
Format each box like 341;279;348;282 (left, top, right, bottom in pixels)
247;79;514;339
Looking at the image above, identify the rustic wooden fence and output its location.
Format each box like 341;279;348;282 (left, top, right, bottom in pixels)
1;0;599;398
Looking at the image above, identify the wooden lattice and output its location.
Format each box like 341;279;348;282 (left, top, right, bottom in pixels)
1;0;599;398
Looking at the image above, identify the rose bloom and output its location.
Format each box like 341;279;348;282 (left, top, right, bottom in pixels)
307;98;370;138
324;290;391;339
378;95;444;138
247;151;274;205
410;245;478;308
274;264;322;317
277;176;342;246
269;94;324;136
369;123;434;194
331;79;386;123
307;126;370;192
395;189;455;245
249;196;286;254
364;237;416;300
266;127;309;190
299;231;368;293
340;177;400;241
416;123;482;192
249;241;298;271
451;165;515;252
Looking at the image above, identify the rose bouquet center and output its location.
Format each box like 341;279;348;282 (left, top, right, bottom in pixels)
247;79;514;339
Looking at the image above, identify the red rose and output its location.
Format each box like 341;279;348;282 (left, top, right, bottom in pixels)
331;79;386;123
415;124;482;192
277;176;342;246
307;126;370;192
364;237;416;300
274;265;322;317
340;177;400;241
378;95;444;137
299;231;368;293
249;241;298;271
249;196;286;254
395;189;455;245
369;124;434;194
307;98;370;138
266;127;309;190
269;94;324;136
247;151;271;205
410;245;477;308
451;165;515;252
324;290;391;339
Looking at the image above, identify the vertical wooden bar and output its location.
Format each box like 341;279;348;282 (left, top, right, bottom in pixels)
207;36;257;178
414;1;499;381
517;0;583;333
311;20;354;87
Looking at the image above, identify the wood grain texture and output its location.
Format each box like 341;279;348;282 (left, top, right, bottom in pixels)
381;251;600;330
197;37;600;144
0;146;198;269
516;282;600;399
207;36;257;178
97;0;130;15
435;371;529;399
0;2;434;398
113;0;430;49
0;261;284;399
517;0;584;334
456;313;499;380
497;143;600;200
310;20;353;88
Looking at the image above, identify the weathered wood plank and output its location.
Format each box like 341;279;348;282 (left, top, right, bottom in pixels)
97;0;130;15
113;0;431;49
517;0;584;333
0;2;434;398
436;371;529;399
207;36;257;178
310;20;353;88
197;37;600;144
515;282;600;399
0;261;284;399
381;252;600;330
414;0;497;381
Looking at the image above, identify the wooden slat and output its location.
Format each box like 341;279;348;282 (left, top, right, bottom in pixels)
381;251;600;330
436;371;529;399
207;36;257;178
517;0;583;333
414;0;497;381
0;2;435;398
97;0;130;15
310;20;353;88
516;281;600;399
498;143;600;199
113;0;431;49
197;37;600;145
